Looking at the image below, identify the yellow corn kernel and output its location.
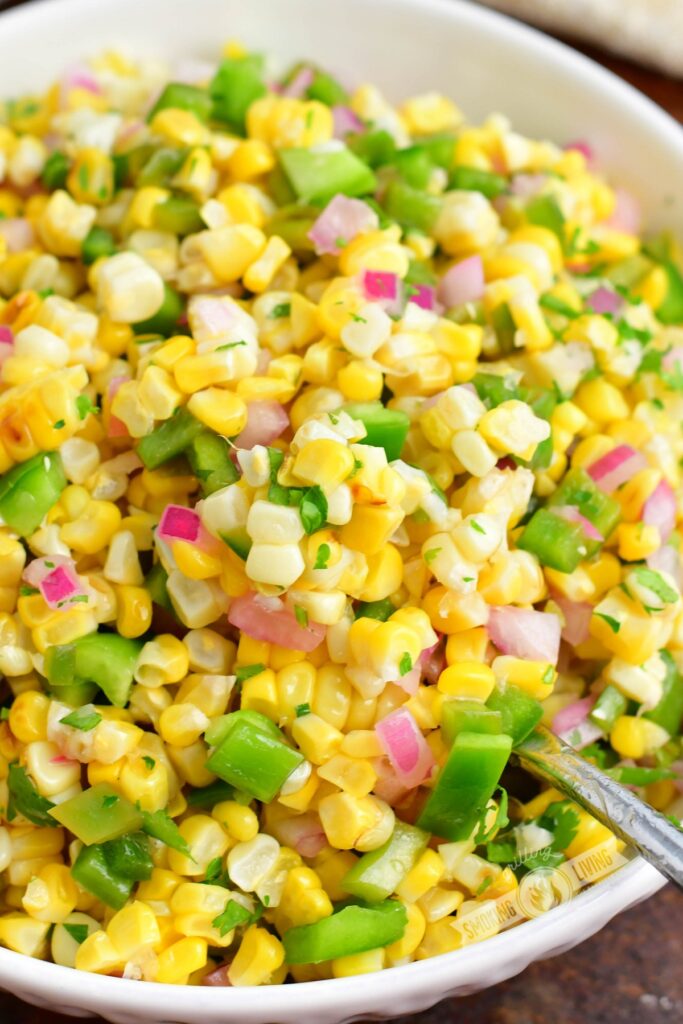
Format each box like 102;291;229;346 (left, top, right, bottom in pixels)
396;850;445;904
150;108;209;147
617;522;661;562
437;662;496;701
171;540;222;582
292;713;344;765
340;505;404;556
445;628;488;665
212;801;259;842
167;815;230;877
75;930;123;973
228;139;275;180
67;149;114;206
616;468;662;523
22;864;78;923
574;378;630;425
8;691;49;744
633;265;668;308
385;902;427;964
564;811;615;859
168;739;216;789
137;868;182;904
135;634;190;688
317;754;377;798
159;703;210;748
332;948;385;977
156;936;208;985
228;925;285;987
186;387;247;436
318;792;380;849
61;499;121;554
337;359;384;402
0;914;51;957
243;235;291;293
107;901;161;960
276;660;317;725
116;585;153;638
492;656;556;699
197;224;267;282
241;667;280;720
293;438;355;491
610;715;670;759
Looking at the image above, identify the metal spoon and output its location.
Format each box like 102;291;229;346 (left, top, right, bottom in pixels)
513;725;683;890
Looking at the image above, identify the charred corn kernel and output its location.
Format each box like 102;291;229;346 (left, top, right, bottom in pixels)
156;936;208;985
492;657;556;699
0;914;51;957
610;716;670;759
228;925;284;987
8;691;49;744
437;662;495;701
116;585;153;638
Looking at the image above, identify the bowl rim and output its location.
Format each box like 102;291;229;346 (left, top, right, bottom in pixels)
0;0;676;1009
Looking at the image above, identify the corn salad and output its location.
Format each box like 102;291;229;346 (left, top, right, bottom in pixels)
0;44;680;986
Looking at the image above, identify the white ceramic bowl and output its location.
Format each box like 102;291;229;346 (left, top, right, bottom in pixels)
0;0;677;1019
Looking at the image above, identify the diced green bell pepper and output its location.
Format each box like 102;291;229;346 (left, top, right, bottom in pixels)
383;179;441;234
102;832;154;881
50;784;143;844
0;451;67;536
279;146;376;204
205;708;283;749
342;822;428;902
186;779;236;807
548;467;621;542
220;526;252;561
485;684;543;745
210;56;267;133
306;69;349;107
49;632;142;707
517;508;587;573
71;845;133;909
354;598;395;621
449;166;507;198
186;430;238;496
144;562;173;612
42;150;71;190
152;195;204;236
136;146;187;187
588;684;628;733
490;302;516;354
417;731;512;841
394;146;435;189
283;900;407;964
133;283;183;337
472;372;520;408
526;194;565;240
348;129;396;169
644;650;683;735
147;82;213;124
137;407;204;469
341;402;410;461
441;700;503;745
206;714;303;802
657;260;683;325
81;226;117;265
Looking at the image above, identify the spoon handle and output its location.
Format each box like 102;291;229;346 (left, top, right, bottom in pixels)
514;725;683;890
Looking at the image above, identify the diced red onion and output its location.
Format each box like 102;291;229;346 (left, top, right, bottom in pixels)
437;255;484;308
375;707;435;789
363;270;399;302
283;66;314;98
587;286;622;316
332;105;364;139
158;505;202;544
564;140;594;164
24;555;86;610
0;325;14;364
554;505;603;542
308;195;379;256
202;965;232;986
408;283;436;311
272;812;327;858
372;756;410;805
61;67;102;98
228;592;326;652
552;696;596;737
107;376;129;438
643;479;677;543
553;595;593;646
420;639;445;686
587;444;647;494
233;400;288;450
510;173;546;198
0;218;35;253
191;296;238;335
487;606;561;665
395;662;421;695
50;754;79;766
647;544;682;588
663;347;683;373
606;187;641;234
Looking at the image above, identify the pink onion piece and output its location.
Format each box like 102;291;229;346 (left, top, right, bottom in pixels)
0;218;35;253
308;194;379;256
395;662;421;695
510;173;547;198
283;66;314;98
587;286;622;316
363;269;400;302
0;325;14;365
437;255;485;308
61;67;102;98
553;595;593;646
24;555;86;610
420;638;445;686
228;592;326;652
202;965;232;987
233;400;288;450
606;187;641;234
647;544;682;588
587;444;648;494
663;346;683;373
408;283;436;311
564;139;594;164
487;606;562;665
191;295;238;335
643;479;677;543
272;812;327;858
552;696;596;737
50;754;79;766
158;504;202;544
332;105;364;138
554;505;603;543
375;707;436;790
372;756;409;805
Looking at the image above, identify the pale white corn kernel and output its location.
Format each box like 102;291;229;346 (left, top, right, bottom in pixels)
25;741;81;796
604;652;667;712
134;639;177;688
48;783;83;806
13;325;70;368
92;720;142;764
278;759;312;796
39;190;96;257
437;386;486;431
447;853;502;895
438;837;478;879
35;295;98;359
503;242;553;291
97;252;165;323
199;484;250;539
137;365;183;421
340;302;392;358
126;229;178;279
60;438;100;485
8;135;47;188
326;610;352;664
433;190;499;256
451;430;497;477
166;571;227;629
514;823;555;859
247;501;305;544
51;913;100;969
356;799;395;852
70;111;122;154
20;255;61;296
451;513;503;563
391;461;432;514
200;198;228;229
110;381;155;437
103;530;144;586
246;543;305;588
422;533;478;593
0;827;11;873
184;628;234;674
227;834;280;892
236;446;271;487
326;484;353;526
288;589;347;625
0;647;33;676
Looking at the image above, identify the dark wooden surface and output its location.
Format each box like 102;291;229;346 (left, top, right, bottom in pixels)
0;3;681;1021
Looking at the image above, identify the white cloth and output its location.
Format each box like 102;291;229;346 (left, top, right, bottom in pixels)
479;0;683;77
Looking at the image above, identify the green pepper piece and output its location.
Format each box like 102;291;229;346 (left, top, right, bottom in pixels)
490;302;516;354
147;82;213;124
449;166;507;198
517;508;587;573
137;147;187;187
81;226;116;266
644;651;683;735
0;451;67;536
441;700;504;745
133;283;183;337
210;56;267;133
348;129;396;169
42;150;71;190
306;69;349;107
102;832;154;881
205;707;285;750
342;822;428;902
417;732;512;841
71;845;134;909
526;194;565;240
657;260;683;325
137;407;204;469
486;684;543;745
472;372;520;408
50;784;143;844
186;430;238;496
605;253;653;290
144;562;173;612
279;146;376;204
420;135;457;170
588;684;628;733
548;466;621;542
265;204;316;252
341;402;410;461
186;779;236;808
220;526;252;561
206;717;304;802
394;146;435;190
383;179;441;234
355;598;395;621
283;900;407;964
66;632;143;707
152;195;204;236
